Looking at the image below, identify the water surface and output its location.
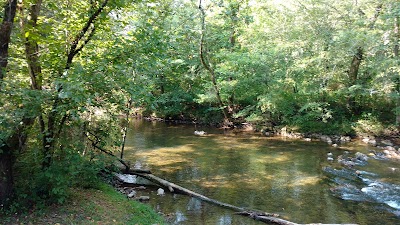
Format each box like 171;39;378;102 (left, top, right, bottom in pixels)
124;120;400;225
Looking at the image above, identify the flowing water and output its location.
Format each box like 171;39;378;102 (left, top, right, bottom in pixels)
124;119;400;225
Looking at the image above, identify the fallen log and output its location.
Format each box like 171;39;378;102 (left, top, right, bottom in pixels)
235;212;358;225
123;169;358;225
128;170;250;212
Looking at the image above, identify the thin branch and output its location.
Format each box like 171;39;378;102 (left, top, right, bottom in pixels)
66;0;109;69
368;4;383;29
84;132;131;171
74;25;97;55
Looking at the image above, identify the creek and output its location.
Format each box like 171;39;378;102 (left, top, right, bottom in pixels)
123;119;400;225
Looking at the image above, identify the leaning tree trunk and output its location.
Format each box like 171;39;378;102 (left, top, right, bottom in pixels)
198;0;230;126
41;0;110;169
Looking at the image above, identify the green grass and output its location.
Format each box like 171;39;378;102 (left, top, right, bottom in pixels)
1;183;166;225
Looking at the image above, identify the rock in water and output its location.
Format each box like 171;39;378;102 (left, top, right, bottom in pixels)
127;190;137;198
194;130;206;136
136;196;150;201
157;188;165;196
355;152;368;161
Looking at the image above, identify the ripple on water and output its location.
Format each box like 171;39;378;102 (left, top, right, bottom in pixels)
325;167;400;212
360;179;400;210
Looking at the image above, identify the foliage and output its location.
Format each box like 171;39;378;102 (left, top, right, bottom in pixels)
1;183;166;225
1;0;400;213
353;113;386;136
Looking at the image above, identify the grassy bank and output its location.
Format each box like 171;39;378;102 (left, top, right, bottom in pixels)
1;183;166;225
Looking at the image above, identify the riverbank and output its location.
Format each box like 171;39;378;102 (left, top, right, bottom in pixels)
1;183;166;225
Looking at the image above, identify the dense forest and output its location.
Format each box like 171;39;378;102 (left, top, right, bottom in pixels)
1;0;399;212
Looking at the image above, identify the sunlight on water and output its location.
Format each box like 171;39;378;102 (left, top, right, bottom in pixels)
288;176;321;187
136;145;196;166
125;120;400;225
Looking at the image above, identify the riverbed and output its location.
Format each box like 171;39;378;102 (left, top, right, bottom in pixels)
123;119;400;225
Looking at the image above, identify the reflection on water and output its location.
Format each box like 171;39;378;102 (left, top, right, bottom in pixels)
124;120;400;225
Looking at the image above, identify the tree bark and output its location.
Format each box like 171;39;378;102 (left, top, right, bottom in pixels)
120;98;132;160
0;118;33;207
395;16;400;125
348;47;363;85
0;0;18;89
20;0;49;168
0;147;14;208
395;16;399;58
23;0;43;90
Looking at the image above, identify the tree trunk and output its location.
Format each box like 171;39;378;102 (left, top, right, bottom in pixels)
395;16;400;125
0;118;32;207
347;47;363;115
227;3;239;115
0;0;20;207
348;47;363;85
0;148;14;208
120;98;132;159
0;0;18;89
198;0;230;125
23;0;43;90
347;4;382;116
395;16;399;58
42;0;110;169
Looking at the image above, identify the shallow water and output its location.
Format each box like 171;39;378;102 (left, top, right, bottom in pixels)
124;120;400;225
